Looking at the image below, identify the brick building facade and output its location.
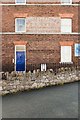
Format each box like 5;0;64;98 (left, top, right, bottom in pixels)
1;0;80;72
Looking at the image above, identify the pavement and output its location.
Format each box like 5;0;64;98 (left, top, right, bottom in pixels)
2;82;79;118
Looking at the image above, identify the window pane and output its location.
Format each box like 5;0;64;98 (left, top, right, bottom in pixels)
61;19;72;33
16;18;26;32
61;46;72;62
61;26;71;33
17;19;25;25
75;44;80;56
16;0;26;3
61;0;71;3
61;19;71;26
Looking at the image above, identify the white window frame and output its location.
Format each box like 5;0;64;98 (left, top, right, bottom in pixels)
15;45;26;72
41;64;47;71
15;0;26;4
15;18;26;33
61;18;72;33
60;46;72;63
61;0;72;4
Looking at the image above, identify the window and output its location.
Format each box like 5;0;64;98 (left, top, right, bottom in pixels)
61;0;72;4
15;18;26;32
15;0;26;4
61;46;72;63
61;19;72;33
41;64;47;71
75;44;80;56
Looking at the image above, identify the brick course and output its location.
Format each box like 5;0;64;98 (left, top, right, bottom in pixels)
2;34;79;71
1;0;79;4
1;2;80;71
2;6;78;32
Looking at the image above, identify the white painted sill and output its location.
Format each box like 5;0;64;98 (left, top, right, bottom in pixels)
59;62;73;64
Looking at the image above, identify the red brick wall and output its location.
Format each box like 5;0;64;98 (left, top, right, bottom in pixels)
1;4;79;71
2;5;78;32
2;34;79;71
1;0;79;4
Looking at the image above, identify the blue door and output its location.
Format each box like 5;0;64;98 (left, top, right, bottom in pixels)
16;51;25;71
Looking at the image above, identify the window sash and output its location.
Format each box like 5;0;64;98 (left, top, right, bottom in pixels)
61;19;71;26
61;46;72;62
61;26;71;33
75;44;80;56
15;0;26;4
15;18;26;32
61;19;72;33
61;0;72;4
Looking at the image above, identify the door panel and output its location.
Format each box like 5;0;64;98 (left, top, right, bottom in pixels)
16;51;25;71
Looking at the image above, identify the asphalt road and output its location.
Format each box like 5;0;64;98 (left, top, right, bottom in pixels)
2;82;78;118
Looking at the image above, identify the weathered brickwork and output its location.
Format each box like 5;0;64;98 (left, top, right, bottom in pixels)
0;0;79;4
2;6;78;32
1;1;80;72
2;34;79;71
26;17;61;33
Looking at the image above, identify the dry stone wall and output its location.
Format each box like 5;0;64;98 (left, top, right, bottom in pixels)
0;66;80;96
